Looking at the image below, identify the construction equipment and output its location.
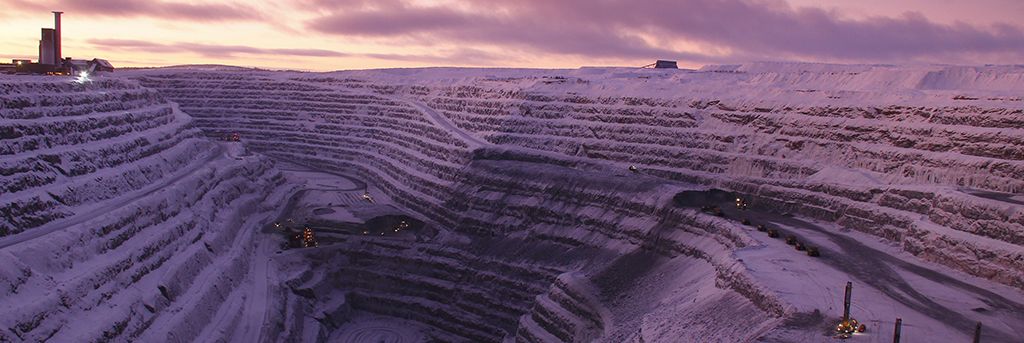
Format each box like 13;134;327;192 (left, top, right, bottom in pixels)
836;282;860;337
785;235;798;245
806;246;821;257
767;229;780;238
794;241;807;251
735;197;748;210
301;227;318;248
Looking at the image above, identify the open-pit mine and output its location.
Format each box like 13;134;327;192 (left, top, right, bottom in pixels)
2;63;1023;342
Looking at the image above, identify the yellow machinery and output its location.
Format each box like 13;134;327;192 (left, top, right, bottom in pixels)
302;227;319;248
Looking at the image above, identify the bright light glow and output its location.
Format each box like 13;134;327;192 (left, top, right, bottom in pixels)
15;61;22;65
74;71;91;84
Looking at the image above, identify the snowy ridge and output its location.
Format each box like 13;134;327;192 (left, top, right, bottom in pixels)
124;64;1024;342
699;62;1024;92
130;69;788;342
0;76;289;342
385;68;1024;290
516;273;607;342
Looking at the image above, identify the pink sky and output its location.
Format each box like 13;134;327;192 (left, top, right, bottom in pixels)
1;0;1022;70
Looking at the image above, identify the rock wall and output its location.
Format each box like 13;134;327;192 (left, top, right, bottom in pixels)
132;70;789;342
397;73;1024;290
129;65;1024;341
0;76;288;342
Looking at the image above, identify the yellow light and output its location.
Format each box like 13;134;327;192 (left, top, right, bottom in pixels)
16;61;22;65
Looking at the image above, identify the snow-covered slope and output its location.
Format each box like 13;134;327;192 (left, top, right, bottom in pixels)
123;63;1024;342
0;76;289;342
125;70;783;342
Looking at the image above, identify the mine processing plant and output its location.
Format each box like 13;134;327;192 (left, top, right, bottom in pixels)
0;11;114;75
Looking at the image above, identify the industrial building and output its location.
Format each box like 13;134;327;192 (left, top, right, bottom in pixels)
654;60;678;69
639;60;679;69
0;11;115;75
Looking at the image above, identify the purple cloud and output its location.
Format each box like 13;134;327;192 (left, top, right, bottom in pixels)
307;0;696;61
88;39;348;58
9;0;261;21
364;48;508;66
306;0;1024;64
86;39;501;66
87;39;497;65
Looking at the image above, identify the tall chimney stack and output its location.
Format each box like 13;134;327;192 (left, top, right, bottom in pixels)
53;11;63;64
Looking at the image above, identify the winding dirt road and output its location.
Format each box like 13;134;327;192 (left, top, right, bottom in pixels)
689;196;1024;342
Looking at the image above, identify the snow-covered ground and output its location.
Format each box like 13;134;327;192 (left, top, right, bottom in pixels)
721;204;1024;342
0;76;289;342
122;63;1023;342
329;313;430;342
2;62;1022;342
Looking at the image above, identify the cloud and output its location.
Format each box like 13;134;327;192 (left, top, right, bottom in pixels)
364;48;510;66
88;39;349;58
306;1;701;61
87;38;512;66
15;0;1024;68
9;0;262;21
305;0;1024;64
